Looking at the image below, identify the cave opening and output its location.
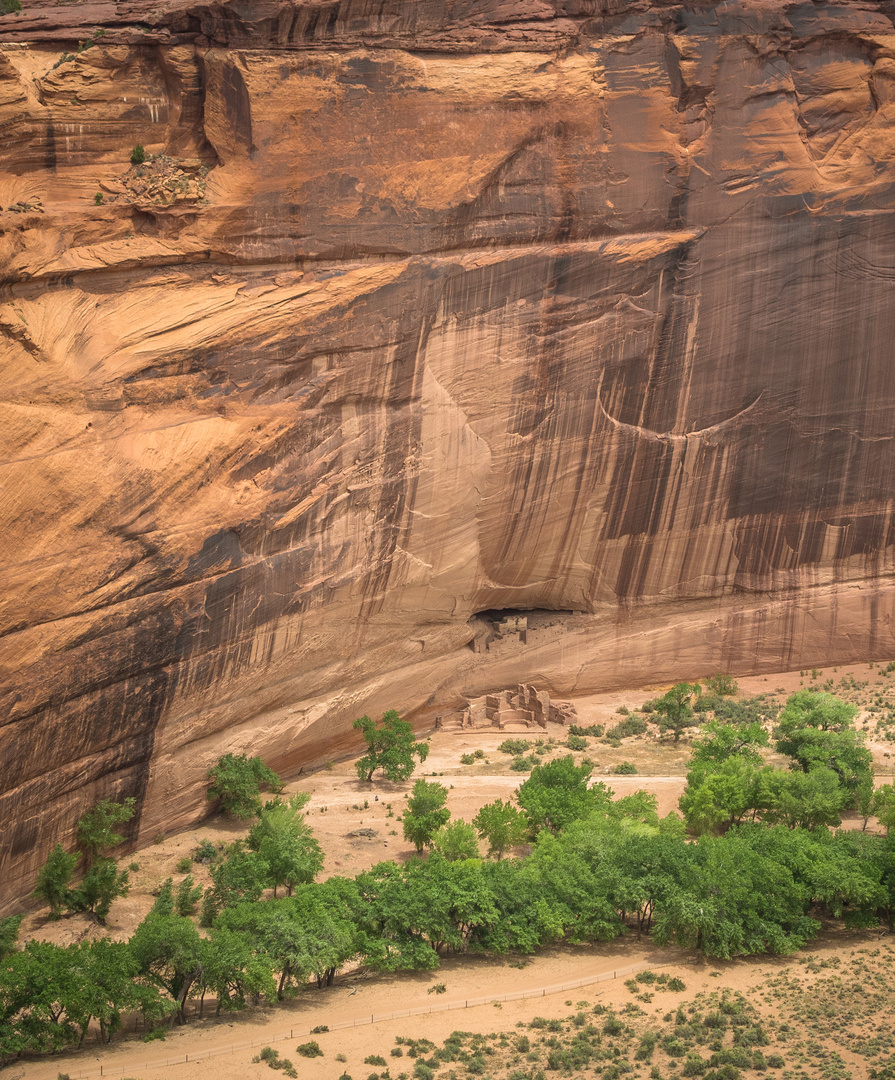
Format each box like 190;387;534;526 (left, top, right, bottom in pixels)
467;608;583;652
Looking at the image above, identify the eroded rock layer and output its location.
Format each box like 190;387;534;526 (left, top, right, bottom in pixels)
2;0;895;908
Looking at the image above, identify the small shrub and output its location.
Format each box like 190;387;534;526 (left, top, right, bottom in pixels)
131;144;146;165
682;1053;708;1077
667;977;686;992
474;749;485;759
365;1055;387;1066
704;673;738;697
565;734;588;751
296;1041;323;1058
94;192;103;205
614;761;637;774
391;1048;403;1057
175;856;192;874
128;862;140;872
460;753;475;765
607;716;648;739
427;983;446;995
765;1055;785;1069
153;832;166;844
311;1024;329;1033
510;755;537;772
254;1047;298;1076
498;738;531;755
693;694;722;713
193;839;219;864
569;723;605;737
636;1031;658;1061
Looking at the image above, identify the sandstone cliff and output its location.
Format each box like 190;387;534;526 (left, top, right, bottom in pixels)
2;0;895;910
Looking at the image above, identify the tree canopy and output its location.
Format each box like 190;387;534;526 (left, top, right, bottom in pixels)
353;710;429;782
207;754;282;819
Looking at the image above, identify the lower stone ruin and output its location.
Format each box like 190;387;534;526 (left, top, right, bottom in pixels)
436;684;577;733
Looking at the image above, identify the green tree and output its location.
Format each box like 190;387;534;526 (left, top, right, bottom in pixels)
774;691;870;792
76;798;136;866
68;938;164;1045
757;766;848;830
69;859;130;923
207;753;282;820
150;877;175;916
679;757;763;835
432;820;479;861
654;683;701;742
129;912;203;1022
689;720;769;768
775;726;871;791
872;783;895;835
194;928;276;1016
472;799;529;859
403;779;450;853
357;855;498;966
33;844;78;918
0;916;22;960
516;756;609;834
854;774;880;831
778;690;858;732
175;875;203;917
209;842;270;909
246;793;323;896
353;710;429;782
652;826;819;959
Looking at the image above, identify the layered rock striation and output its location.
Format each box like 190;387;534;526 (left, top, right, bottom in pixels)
2;0;895;909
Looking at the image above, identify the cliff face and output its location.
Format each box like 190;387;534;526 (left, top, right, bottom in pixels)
3;0;895;908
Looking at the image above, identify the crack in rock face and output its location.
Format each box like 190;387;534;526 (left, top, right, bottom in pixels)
2;0;895;908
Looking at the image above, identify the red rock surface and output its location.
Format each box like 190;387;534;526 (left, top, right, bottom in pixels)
2;0;895;909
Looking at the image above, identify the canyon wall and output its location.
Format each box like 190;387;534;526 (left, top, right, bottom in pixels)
2;0;895;909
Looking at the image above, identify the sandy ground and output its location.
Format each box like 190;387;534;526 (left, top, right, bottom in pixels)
14;659;895;1078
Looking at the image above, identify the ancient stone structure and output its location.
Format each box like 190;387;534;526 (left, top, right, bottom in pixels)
437;685;577;733
3;0;895;908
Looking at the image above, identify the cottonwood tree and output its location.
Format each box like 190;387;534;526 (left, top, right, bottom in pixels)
76;798;136;866
129;912;203;1023
247;793;323;896
207;753;282;819
654;683;701;742
402;779;450;853
431;819;479;861
774;690;871;792
69;859;130;924
516;756;608;834
33;844;78;918
353;710;429;782
472;799;528;859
